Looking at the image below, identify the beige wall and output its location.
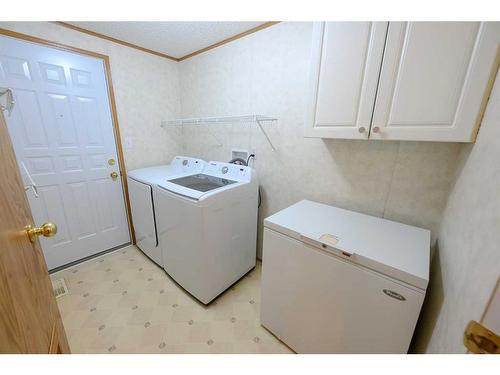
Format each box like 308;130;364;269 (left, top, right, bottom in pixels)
412;68;500;353
178;22;463;257
0;21;182;170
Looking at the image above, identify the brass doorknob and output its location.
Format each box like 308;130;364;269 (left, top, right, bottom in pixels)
110;171;119;180
26;222;57;243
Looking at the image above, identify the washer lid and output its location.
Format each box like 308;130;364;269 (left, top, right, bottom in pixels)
158;174;242;200
127;156;205;185
168;174;236;192
264;200;430;290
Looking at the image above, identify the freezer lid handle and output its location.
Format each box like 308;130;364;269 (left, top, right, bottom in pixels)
299;232;354;258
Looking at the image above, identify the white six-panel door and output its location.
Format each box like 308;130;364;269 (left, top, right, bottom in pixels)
0;35;130;269
371;22;500;142
305;22;388;139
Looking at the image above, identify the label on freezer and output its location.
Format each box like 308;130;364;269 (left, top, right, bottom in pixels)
383;289;406;301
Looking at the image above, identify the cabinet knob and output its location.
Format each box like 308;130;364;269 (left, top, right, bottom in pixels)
358;126;366;133
372;126;381;133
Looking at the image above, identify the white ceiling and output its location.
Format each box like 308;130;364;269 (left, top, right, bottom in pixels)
67;22;267;58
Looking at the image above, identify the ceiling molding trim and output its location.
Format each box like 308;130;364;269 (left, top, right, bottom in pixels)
177;21;281;61
52;21;281;63
53;21;180;61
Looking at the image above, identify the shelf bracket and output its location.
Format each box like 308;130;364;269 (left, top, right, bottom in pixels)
256;119;277;152
206;125;223;148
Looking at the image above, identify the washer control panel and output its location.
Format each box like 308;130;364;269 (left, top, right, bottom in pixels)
171;156;205;174
204;161;252;182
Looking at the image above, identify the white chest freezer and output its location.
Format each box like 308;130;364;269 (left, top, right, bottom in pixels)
260;200;430;353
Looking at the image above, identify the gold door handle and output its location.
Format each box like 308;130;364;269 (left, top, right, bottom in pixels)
464;320;500;354
26;222;57;243
110;171;119;180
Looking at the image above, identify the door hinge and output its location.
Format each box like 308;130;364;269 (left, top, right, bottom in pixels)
464;320;500;354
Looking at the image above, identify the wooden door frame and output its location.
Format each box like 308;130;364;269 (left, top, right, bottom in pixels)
0;27;136;244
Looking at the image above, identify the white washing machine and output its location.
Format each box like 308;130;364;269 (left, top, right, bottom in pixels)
127;156;204;267
261;200;430;353
155;161;258;304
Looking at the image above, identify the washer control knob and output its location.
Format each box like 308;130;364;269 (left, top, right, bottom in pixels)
221;166;229;174
182;159;188;166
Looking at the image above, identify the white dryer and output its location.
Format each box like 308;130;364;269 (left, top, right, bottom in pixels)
127;156;204;267
155;161;258;304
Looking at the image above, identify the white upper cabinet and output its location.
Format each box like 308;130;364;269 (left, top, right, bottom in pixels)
305;22;388;139
371;22;499;142
306;22;500;142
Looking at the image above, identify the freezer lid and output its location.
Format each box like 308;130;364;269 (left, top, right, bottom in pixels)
264;200;430;290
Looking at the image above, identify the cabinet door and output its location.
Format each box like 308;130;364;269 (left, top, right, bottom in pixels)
371;22;500;142
305;22;388;139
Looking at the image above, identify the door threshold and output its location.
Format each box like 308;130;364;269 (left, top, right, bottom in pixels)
48;243;131;274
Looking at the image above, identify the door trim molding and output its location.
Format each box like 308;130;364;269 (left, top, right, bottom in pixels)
0;27;136;244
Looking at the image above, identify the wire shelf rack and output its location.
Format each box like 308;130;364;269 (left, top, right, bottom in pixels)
161;115;278;151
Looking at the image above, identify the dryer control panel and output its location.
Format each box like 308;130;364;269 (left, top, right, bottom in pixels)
205;161;252;182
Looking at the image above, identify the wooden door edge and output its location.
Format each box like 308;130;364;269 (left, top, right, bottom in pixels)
480;277;500;324
48;323;57;354
48;320;70;354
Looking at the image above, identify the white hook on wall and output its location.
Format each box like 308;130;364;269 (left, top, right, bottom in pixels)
0;88;15;116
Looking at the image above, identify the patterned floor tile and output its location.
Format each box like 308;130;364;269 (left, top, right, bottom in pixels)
51;245;293;354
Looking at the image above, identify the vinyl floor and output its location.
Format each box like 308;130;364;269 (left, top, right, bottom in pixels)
51;245;293;354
